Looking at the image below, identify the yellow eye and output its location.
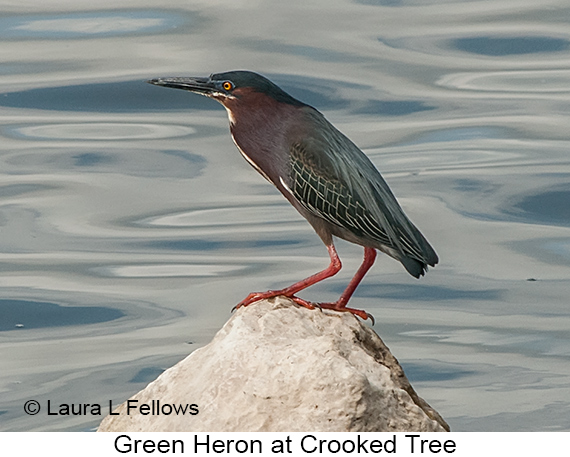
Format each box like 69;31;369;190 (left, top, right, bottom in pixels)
222;81;233;91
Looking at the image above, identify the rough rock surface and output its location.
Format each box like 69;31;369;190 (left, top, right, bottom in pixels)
98;297;449;432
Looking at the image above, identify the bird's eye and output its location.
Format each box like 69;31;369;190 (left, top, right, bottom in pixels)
222;81;234;91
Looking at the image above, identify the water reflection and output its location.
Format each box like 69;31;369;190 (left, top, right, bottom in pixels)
452;36;570;56
9;123;194;141
508;185;570;227
238;38;360;63
459;402;570;432
0;61;81;76
144;238;303;252
141;205;303;227
0;81;220;112
0;183;54;198
352;283;503;302
4;148;206;178
401;327;570;358
438;70;570;93
0;299;124;331
352;100;435;116
0;11;190;40
97;263;247;278
510;238;570;266
129;367;165;384
402;361;476;383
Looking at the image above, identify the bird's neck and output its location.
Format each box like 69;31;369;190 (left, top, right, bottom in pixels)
224;100;300;184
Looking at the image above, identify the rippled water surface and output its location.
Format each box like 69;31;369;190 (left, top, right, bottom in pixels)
1;0;569;432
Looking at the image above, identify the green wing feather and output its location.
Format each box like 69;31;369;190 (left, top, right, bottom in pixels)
288;108;438;276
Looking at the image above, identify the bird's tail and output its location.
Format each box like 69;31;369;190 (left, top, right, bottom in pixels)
398;234;438;278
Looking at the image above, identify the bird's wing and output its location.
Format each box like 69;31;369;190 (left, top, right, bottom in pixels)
288;109;438;273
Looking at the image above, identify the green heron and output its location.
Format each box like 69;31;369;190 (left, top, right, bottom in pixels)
148;71;438;322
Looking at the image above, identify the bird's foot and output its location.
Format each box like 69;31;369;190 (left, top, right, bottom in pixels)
233;291;373;324
314;302;375;325
233;290;317;312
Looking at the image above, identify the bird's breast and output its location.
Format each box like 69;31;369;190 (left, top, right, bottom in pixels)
226;104;300;192
229;130;273;183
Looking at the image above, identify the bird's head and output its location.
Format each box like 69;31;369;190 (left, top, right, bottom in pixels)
147;70;305;113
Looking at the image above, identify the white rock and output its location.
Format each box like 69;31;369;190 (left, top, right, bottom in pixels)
98;296;449;432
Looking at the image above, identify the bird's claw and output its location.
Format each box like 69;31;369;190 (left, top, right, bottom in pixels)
310;302;375;325
233;292;374;325
233;290;292;313
289;296;318;311
233;291;275;311
233;291;318;313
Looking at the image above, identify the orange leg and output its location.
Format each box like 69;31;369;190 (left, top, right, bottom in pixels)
294;247;376;322
235;244;341;309
235;245;376;323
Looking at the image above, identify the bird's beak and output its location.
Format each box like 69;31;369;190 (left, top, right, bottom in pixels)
147;76;216;96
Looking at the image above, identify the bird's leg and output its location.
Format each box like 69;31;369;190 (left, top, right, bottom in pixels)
235;243;342;309
312;247;377;323
336;247;376;306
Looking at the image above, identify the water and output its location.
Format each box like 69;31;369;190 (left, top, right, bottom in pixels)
1;0;569;432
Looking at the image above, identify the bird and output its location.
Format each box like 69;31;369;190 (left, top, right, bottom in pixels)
147;71;438;322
